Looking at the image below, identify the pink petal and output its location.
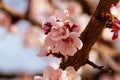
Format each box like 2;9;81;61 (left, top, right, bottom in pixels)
51;69;63;80
34;76;44;80
112;31;118;40
66;66;81;80
110;5;120;20
51;25;69;41
45;33;57;46
59;41;77;56
73;38;83;50
48;16;56;25
55;9;69;21
43;66;62;80
66;66;76;74
43;66;55;79
70;24;80;33
37;46;50;57
69;32;80;39
43;16;56;26
69;32;83;49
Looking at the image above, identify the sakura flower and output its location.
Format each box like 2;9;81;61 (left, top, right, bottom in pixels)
55;9;69;22
45;32;83;57
50;22;69;41
40;9;83;57
70;24;80;33
110;2;120;40
60;66;81;80
34;66;81;80
110;2;120;20
42;9;69;34
43;16;56;34
37;45;51;57
34;76;43;80
36;66;63;80
111;26;119;40
110;18;120;40
58;32;83;56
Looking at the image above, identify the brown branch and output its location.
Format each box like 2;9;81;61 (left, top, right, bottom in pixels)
86;60;111;74
0;1;42;27
60;0;119;70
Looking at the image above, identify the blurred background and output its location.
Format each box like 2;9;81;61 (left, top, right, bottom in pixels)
0;0;120;80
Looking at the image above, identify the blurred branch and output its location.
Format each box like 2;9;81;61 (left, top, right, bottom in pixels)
94;42;120;72
0;73;16;79
60;0;119;70
76;0;91;15
0;1;42;27
86;60;111;74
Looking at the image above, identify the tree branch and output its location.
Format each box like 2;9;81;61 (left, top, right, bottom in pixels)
0;1;42;27
86;60;111;74
60;0;119;70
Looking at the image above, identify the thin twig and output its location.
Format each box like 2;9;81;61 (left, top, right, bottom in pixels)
86;60;111;74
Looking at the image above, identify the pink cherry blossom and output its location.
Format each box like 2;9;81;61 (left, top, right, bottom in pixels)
51;22;69;41
111;27;119;40
58;32;83;57
55;9;69;22
43;9;69;34
110;3;120;20
37;45;51;57
40;9;83;57
60;66;81;80
34;66;62;80
34;66;81;80
110;3;120;40
45;32;83;57
70;24;80;33
110;18;120;40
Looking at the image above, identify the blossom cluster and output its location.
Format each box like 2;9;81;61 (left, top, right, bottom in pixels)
34;66;81;80
110;2;120;40
38;9;83;57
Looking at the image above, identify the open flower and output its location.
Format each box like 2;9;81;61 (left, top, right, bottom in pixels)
60;67;81;80
45;32;83;57
55;9;69;22
50;22;69;41
39;9;83;57
43;9;69;34
110;2;120;20
34;66;81;80
58;32;83;57
110;2;120;40
34;66;63;80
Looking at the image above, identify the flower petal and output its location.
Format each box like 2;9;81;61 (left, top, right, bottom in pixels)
73;38;83;50
69;32;80;39
45;33;57;46
55;9;69;21
59;41;77;56
110;5;120;20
